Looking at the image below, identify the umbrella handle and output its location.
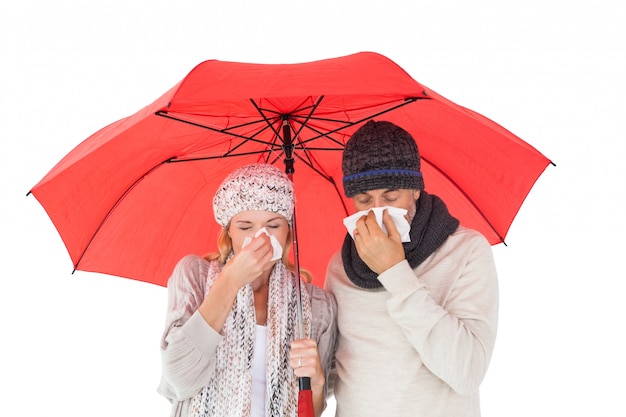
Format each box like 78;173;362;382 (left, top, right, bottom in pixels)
298;377;314;417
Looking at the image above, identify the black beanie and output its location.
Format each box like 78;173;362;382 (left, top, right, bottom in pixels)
342;120;424;197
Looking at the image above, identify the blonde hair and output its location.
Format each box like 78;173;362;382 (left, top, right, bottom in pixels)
203;225;312;283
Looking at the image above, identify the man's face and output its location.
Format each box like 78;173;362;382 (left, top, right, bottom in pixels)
351;188;421;222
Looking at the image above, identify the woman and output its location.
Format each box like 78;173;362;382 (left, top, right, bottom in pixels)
158;163;337;417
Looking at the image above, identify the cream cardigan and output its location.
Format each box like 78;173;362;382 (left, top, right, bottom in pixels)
158;255;337;417
325;226;498;417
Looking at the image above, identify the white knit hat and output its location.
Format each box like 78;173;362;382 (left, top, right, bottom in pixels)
213;163;295;226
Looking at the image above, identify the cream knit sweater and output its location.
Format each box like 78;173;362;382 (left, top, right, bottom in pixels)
325;226;498;417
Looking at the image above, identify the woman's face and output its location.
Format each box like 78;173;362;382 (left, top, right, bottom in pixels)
228;210;290;254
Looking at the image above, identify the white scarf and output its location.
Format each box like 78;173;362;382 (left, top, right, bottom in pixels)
189;258;312;417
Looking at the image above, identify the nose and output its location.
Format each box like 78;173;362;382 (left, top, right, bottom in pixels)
253;227;270;238
371;197;386;208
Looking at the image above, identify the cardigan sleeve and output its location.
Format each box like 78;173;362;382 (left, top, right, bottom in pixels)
377;228;499;396
157;255;224;402
307;283;338;407
308;284;338;384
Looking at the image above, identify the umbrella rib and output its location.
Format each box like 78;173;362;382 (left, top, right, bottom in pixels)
157;97;430;223
248;97;350;214
156;97;426;150
155;111;283;147
295;97;425;147
421;155;506;244
290;96;325;142
251;97;425;148
73;161;169;271
249;96;328;167
249;99;286;144
261;149;331;183
248;96;326;147
276;98;344;185
167;149;281;163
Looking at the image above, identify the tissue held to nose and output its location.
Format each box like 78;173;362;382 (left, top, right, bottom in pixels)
343;206;411;242
241;227;284;261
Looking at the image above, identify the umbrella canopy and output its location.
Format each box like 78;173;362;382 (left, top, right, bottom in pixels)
29;52;552;288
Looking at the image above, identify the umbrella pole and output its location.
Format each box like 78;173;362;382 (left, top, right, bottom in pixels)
282;118;306;339
289;189;306;340
283;118;314;417
287;176;314;417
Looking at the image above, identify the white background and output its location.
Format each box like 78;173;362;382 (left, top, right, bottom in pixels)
2;1;625;416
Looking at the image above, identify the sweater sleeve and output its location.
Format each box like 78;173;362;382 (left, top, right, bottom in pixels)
377;228;499;396
157;255;224;402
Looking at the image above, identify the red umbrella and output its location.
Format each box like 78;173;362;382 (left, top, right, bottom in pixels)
29;51;552;415
28;51;552;289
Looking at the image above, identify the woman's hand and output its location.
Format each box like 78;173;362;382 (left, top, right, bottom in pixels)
290;338;325;389
198;233;274;332
290;338;326;417
223;233;275;288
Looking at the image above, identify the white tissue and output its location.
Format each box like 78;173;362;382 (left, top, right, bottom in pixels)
241;227;283;261
343;206;411;242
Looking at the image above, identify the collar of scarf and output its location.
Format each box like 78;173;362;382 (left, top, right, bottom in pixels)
189;256;312;417
341;191;460;289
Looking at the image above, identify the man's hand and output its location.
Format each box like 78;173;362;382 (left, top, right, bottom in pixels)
353;209;406;274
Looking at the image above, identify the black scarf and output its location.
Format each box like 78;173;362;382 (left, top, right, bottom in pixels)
341;191;460;289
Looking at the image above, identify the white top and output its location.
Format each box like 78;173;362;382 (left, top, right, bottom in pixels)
251;325;268;417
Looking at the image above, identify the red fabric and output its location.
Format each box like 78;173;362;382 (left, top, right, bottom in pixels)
30;52;551;287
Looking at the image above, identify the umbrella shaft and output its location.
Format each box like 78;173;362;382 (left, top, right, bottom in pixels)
291;189;305;339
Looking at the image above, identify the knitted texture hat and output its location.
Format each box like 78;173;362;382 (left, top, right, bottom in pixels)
342;120;424;197
213;163;294;226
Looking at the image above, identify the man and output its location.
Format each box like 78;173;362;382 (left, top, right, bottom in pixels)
325;120;498;417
